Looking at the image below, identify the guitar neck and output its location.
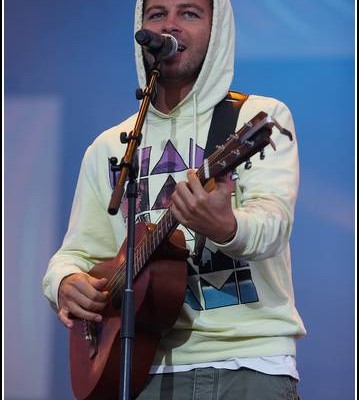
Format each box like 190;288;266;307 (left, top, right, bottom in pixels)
134;160;218;277
134;209;179;277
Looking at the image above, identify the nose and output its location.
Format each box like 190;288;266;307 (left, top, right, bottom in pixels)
161;12;181;34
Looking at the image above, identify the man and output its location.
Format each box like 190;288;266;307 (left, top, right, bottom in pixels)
43;0;306;398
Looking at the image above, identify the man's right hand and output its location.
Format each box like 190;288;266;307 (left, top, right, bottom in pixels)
57;273;109;328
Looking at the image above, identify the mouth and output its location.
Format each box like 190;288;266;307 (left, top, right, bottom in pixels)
177;44;186;53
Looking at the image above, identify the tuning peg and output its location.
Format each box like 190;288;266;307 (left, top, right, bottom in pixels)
269;138;277;151
260;149;265;160
231;170;239;181
245;159;252;170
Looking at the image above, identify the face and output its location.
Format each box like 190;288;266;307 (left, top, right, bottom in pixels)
142;0;212;83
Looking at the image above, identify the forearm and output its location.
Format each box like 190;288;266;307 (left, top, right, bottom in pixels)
212;195;294;261
212;101;299;260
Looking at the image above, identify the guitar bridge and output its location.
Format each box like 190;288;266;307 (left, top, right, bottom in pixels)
82;320;98;359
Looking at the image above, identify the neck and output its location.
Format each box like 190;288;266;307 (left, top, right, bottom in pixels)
153;77;195;114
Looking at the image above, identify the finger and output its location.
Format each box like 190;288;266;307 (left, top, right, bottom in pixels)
171;188;190;216
212;174;233;196
71;302;104;323
170;203;188;226
172;181;194;214
72;290;108;313
62;301;104;324
88;277;109;299
58;307;74;329
215;178;230;193
186;170;205;196
89;276;108;290
75;278;108;303
214;173;229;183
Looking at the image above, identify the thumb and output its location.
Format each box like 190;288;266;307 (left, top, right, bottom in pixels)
215;174;232;192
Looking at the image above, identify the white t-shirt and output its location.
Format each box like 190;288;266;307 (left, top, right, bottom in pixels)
150;355;299;380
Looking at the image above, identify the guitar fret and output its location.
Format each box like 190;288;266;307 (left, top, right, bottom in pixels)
158;217;166;241
134;255;139;276
155;225;160;247
165;212;172;230
137;249;143;273
140;244;145;269
144;239;150;260
150;237;154;254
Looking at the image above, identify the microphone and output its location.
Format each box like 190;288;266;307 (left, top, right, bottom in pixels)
135;29;178;60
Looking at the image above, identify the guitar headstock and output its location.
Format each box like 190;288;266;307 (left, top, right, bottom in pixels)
199;111;293;183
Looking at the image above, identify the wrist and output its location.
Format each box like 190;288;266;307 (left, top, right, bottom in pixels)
216;219;237;244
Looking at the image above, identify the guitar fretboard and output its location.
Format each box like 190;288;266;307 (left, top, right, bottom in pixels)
133;164;210;278
134;209;179;277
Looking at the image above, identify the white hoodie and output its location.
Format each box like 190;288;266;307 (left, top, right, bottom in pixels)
43;0;306;365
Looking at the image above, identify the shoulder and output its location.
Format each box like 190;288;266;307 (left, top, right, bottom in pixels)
92;113;139;147
84;113;138;156
78;113;138;172
243;94;293;117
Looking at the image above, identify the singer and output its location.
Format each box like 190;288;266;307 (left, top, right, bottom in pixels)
43;0;306;399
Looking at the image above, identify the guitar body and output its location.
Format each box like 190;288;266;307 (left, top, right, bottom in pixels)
70;222;188;400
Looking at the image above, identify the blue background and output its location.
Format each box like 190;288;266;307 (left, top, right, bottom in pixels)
4;0;355;399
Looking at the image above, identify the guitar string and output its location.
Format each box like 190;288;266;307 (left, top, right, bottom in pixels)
105;139;233;302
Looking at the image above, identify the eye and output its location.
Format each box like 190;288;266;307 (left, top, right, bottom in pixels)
147;12;165;20
183;11;200;19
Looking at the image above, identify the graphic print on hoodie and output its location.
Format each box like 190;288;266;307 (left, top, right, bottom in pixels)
109;139;259;311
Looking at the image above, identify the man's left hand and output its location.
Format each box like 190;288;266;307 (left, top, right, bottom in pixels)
170;169;237;243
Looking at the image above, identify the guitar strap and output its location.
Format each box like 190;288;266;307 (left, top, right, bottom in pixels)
193;91;249;263
204;91;249;158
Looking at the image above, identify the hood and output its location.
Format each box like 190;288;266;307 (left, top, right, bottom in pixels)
134;0;235;116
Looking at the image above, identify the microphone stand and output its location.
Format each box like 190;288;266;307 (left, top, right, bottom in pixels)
107;61;161;400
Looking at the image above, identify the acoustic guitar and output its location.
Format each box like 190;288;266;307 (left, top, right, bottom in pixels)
69;111;293;399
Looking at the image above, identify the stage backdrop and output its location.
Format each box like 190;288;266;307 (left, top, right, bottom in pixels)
4;1;355;399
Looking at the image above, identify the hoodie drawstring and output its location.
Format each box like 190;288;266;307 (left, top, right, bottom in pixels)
191;92;198;169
